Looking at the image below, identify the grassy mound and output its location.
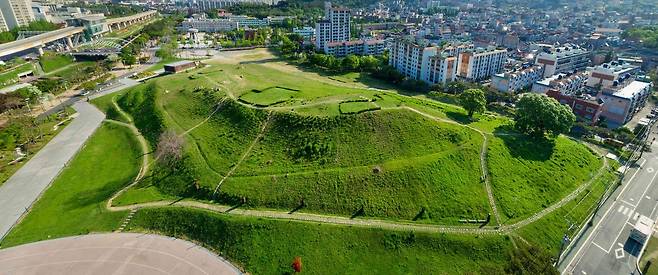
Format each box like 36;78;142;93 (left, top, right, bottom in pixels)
487;135;603;222
129;207;513;275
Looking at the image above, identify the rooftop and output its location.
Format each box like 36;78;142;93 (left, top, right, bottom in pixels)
612;80;651;100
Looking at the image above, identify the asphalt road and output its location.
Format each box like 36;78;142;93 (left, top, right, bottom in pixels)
0;102;105;241
0;233;242;275
560;125;658;274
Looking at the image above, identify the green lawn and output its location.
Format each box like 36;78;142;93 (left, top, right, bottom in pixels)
129;207;513;275
39;53;74;73
239;87;298;106
487;135;603;223
339;101;380;114
0;122;141;247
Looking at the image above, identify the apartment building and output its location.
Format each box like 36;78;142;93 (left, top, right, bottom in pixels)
315;2;350;50
586;61;640;88
178;18;238;32
492;65;545;93
0;0;35;31
176;0;280;9
388;37;479;85
0;11;8;32
457;47;507;82
535;45;591;78
598;77;653;127
388;37;437;81
324;39;385;57
531;71;588;95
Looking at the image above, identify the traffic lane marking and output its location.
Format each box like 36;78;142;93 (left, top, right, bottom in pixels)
566;157;649;273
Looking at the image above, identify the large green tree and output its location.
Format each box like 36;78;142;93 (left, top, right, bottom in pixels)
459;88;486;117
515;94;575;138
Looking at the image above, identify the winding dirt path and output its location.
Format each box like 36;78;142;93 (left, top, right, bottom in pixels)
211;112;272;196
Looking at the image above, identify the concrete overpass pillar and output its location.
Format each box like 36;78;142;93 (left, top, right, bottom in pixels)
66;36;73;49
36;46;44;56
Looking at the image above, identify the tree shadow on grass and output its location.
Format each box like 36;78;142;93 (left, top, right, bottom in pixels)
446;111;473;125
63;178;130;210
492;126;557;161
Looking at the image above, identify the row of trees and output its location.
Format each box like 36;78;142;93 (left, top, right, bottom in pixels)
0;20;60;44
622;26;658;49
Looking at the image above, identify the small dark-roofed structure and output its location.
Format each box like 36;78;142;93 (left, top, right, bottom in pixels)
164;60;198;74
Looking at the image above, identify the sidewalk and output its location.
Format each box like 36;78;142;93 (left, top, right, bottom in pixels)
0;102;104;241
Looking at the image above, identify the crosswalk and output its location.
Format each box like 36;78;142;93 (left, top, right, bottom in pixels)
617;204;640;221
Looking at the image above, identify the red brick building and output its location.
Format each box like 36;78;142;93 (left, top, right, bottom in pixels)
546;89;604;124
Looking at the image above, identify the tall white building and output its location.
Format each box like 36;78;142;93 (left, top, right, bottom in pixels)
315;2;350;51
0;0;35;31
535;44;590;78
0;11;8;32
456;47;507;82
388;38;476;85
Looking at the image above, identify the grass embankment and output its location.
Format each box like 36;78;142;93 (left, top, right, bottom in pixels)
91;90;131;123
0;122;141;247
129;207;513;275
0;63;35;88
39;53;74;73
641;237;658;275
487;135;603;223
517;166;617;254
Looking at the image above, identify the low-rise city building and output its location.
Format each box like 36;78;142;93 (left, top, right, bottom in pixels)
532;71;588;95
598;78;653;127
546;89;604;124
586;61;641;88
492;65;544;93
535;44;591;78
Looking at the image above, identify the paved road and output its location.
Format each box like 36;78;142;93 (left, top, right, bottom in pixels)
0;102;105;240
0;233;242;275
560;125;658;274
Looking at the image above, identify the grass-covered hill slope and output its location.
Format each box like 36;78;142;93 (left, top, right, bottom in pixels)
113;78;491;223
109;58;606;226
487;134;603;222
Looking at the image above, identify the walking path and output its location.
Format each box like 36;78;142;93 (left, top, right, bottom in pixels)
0;102;104;241
399;106;503;225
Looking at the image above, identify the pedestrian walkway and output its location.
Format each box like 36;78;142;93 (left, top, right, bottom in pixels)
0;102;104;240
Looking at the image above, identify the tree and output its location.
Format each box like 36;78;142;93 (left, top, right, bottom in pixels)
446;81;467;94
342;55;360;71
155;130;185;166
515;94;576;138
459;88;486;117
